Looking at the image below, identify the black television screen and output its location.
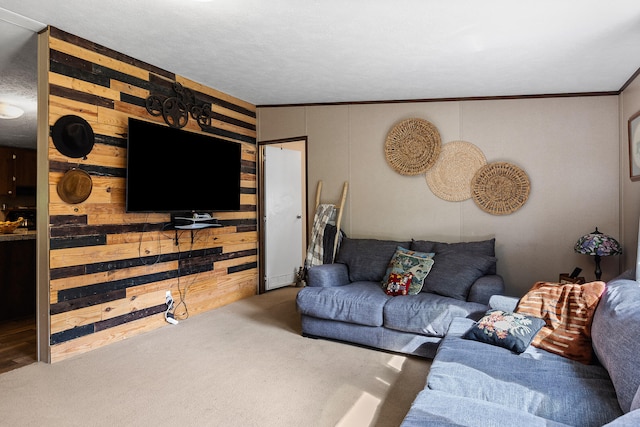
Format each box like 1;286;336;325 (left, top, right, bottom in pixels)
126;118;241;213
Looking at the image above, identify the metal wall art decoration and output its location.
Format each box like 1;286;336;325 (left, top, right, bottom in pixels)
146;82;214;129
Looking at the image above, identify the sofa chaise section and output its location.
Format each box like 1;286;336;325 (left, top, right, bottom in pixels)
401;272;640;426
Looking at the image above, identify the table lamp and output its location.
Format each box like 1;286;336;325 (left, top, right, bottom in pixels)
574;227;622;281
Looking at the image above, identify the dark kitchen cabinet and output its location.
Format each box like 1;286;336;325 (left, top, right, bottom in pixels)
0;239;36;320
0;147;14;196
15;148;37;188
0;146;36;196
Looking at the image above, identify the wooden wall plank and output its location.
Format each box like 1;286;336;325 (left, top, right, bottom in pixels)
51;260;178;296
50;314;166;363
109;80;150;99
50;72;122;102
50;239;176;269
50;94;99;118
50;37;151;81
175;75;255;114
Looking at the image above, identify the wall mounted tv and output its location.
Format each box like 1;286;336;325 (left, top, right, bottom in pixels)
125;118;242;213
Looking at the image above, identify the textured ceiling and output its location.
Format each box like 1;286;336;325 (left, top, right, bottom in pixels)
0;14;40;149
1;1;640;148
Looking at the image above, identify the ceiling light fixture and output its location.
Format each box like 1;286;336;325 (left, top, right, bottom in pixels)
0;103;25;119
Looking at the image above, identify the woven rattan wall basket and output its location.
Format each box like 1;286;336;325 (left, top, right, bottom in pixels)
426;140;487;201
471;162;530;215
385;118;441;175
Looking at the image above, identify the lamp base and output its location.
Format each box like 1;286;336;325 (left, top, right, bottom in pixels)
594;254;602;281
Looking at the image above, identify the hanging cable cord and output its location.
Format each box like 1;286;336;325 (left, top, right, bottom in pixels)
172;228;200;321
138;214;171;266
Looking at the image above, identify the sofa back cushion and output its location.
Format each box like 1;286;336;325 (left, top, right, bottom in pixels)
411;238;496;300
592;278;640;413
412;238;497;274
424;252;497;300
335;237;411;283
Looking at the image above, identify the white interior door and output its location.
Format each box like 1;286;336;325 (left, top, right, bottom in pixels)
264;145;303;291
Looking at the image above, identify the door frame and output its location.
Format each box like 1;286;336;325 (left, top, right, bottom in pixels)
258;136;308;294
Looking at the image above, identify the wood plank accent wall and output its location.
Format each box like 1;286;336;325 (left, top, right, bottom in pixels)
46;27;258;362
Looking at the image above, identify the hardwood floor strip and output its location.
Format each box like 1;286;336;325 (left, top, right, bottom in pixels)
0;322;36;369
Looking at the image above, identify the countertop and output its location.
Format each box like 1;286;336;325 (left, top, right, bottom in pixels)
0;229;37;242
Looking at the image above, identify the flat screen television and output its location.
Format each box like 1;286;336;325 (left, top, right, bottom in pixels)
125;118;241;213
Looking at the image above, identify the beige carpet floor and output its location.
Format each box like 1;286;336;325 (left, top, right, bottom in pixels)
0;287;430;427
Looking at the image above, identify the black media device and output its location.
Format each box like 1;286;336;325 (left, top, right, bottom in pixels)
569;267;582;278
125;118;242;214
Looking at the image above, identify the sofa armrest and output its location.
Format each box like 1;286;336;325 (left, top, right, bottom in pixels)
306;263;350;287
489;295;520;312
467;275;505;305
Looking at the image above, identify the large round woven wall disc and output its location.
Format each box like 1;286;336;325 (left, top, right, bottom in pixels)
426;140;486;201
471;162;530;215
384;118;441;175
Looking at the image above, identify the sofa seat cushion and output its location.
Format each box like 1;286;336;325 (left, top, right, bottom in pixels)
426;317;622;427
401;389;573;427
296;282;390;327
383;292;486;337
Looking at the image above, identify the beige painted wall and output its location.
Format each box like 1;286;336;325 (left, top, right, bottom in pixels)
258;96;620;296
621;76;640;272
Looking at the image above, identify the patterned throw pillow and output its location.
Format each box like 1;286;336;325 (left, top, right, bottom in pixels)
384;272;413;296
515;281;606;364
382;247;435;295
463;309;546;353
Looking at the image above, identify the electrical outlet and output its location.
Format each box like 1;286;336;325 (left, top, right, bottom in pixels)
164;290;179;325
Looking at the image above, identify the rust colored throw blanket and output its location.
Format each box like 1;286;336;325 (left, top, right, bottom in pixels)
516;281;606;364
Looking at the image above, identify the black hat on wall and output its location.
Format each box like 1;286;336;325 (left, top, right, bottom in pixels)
51;115;95;159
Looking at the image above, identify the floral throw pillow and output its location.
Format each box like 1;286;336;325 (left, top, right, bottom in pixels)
385;272;413;296
462;309;546;353
381;247;435;294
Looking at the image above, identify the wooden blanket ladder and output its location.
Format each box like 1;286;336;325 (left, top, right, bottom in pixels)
314;180;348;262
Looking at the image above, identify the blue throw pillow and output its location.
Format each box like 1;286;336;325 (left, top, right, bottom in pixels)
463;309;545;354
381;247;435;295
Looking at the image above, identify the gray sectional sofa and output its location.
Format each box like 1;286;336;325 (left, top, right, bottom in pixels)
296;237;504;358
401;270;640;427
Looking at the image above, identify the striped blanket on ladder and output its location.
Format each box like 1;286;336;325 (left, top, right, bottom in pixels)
305;204;336;269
